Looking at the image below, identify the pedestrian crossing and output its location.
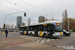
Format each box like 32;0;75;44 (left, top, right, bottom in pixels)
40;38;46;43
20;35;55;44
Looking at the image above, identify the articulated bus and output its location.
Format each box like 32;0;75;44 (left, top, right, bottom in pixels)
20;21;63;38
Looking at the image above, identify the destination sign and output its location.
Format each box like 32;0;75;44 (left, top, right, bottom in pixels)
43;24;47;26
56;23;61;25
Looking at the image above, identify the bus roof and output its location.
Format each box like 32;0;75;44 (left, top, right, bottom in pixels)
30;21;61;26
20;21;61;27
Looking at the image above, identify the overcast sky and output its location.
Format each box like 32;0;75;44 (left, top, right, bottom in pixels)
0;0;75;28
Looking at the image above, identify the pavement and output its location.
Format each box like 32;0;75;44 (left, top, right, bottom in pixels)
0;31;64;50
70;32;75;34
0;31;75;50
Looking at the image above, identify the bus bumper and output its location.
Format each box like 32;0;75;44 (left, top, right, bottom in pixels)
53;32;63;38
53;35;63;37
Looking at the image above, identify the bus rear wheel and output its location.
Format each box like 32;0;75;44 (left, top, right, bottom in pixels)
30;32;33;36
43;34;47;38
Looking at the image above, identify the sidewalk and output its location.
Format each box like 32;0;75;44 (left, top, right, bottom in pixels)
0;36;64;50
0;31;3;35
0;37;64;50
0;31;6;38
0;31;64;50
70;32;75;34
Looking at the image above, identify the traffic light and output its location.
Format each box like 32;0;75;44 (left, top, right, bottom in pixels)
3;24;5;35
3;24;5;29
24;12;26;17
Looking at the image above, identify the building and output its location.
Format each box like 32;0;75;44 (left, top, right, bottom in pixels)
62;9;68;21
45;18;58;21
21;23;26;27
38;16;45;23
10;24;15;29
64;9;68;18
17;16;22;30
5;24;10;29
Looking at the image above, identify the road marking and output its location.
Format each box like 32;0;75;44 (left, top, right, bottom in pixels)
51;39;54;41
46;39;50;42
20;36;30;38
36;38;42;43
6;45;10;48
3;38;15;40
30;37;38;40
9;41;25;45
24;36;35;40
20;36;40;41
40;38;46;43
32;37;40;41
20;35;55;44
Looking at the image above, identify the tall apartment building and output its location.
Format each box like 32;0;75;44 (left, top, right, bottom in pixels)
62;9;68;21
38;16;45;23
17;16;22;30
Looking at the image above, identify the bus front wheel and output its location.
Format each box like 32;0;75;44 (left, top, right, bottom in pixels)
50;34;53;39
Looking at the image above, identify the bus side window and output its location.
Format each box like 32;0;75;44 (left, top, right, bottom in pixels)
40;27;42;31
43;26;47;31
38;26;42;31
29;27;33;31
35;26;38;31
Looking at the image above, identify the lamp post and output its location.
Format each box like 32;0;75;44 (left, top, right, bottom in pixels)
3;11;26;35
68;17;69;32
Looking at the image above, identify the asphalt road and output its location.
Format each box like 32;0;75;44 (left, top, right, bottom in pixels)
45;34;75;50
0;31;75;50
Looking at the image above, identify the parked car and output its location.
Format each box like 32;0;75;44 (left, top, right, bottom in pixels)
63;29;71;36
8;29;14;32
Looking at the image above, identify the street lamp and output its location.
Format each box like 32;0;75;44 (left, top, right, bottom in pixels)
3;11;26;35
68;17;69;32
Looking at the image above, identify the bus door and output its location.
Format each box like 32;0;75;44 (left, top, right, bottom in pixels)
48;24;55;33
35;26;38;36
47;24;55;38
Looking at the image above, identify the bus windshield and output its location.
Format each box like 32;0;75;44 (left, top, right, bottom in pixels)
55;25;63;32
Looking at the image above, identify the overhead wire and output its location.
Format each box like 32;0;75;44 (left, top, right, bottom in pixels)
20;0;60;16
0;5;22;11
0;5;40;15
5;0;47;16
0;5;39;25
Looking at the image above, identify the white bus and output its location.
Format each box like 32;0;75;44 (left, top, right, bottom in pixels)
20;21;63;38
